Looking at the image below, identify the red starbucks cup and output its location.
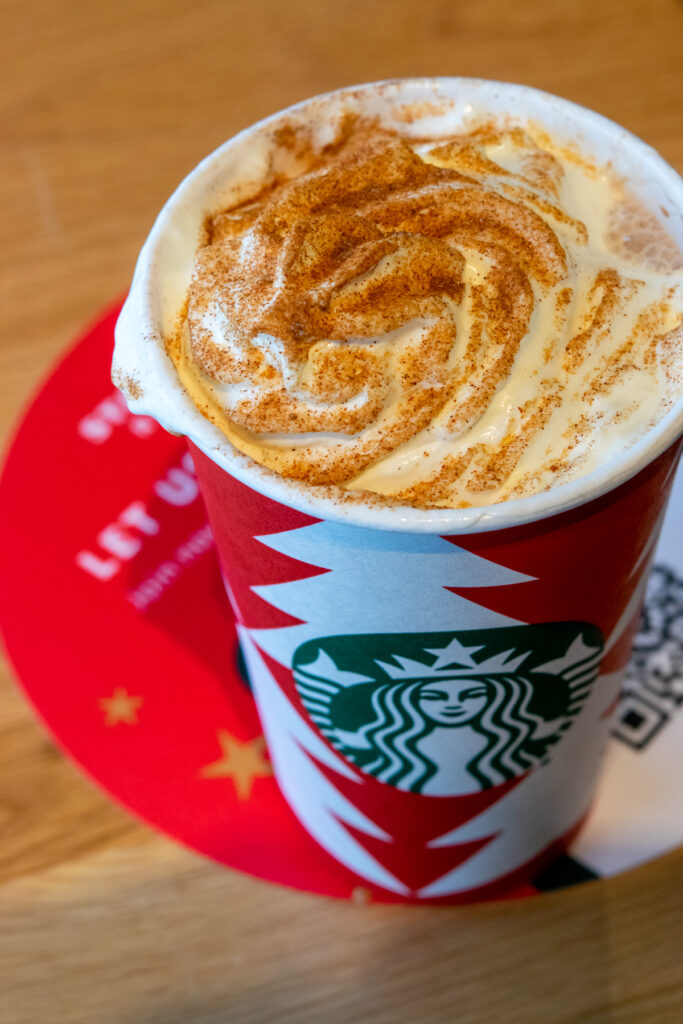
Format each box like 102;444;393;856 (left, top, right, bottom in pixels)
113;79;683;902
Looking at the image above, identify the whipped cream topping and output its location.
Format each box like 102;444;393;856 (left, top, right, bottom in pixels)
174;118;683;509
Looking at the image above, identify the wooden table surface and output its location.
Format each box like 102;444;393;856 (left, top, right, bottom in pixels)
2;1;682;1021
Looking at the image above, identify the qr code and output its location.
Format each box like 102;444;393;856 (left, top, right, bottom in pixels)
612;565;683;750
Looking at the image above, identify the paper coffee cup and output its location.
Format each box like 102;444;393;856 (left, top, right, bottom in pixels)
114;79;683;902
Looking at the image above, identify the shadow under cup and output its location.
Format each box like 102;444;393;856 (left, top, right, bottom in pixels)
187;435;682;904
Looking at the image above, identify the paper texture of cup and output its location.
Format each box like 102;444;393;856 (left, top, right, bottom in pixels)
113;79;683;902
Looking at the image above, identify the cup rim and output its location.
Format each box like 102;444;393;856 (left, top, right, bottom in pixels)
113;76;683;534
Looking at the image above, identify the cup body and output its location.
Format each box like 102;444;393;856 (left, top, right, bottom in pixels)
189;438;680;901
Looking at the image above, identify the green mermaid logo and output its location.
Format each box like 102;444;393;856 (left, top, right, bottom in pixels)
293;624;603;794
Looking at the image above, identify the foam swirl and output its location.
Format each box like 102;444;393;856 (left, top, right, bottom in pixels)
181;123;682;507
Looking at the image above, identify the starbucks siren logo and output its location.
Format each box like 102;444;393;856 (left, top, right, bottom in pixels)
293;624;603;795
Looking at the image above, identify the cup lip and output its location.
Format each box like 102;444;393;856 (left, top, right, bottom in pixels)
113;76;683;535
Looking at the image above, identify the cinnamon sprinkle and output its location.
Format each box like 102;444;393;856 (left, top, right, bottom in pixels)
175;114;683;507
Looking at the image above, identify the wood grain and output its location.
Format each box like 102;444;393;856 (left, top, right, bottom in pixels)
1;841;683;1024
1;0;682;1020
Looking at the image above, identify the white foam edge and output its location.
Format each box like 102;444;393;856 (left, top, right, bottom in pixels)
113;77;683;535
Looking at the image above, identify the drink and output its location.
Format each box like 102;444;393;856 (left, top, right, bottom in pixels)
113;80;683;902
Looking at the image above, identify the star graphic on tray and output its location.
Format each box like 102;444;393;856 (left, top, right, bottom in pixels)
99;688;143;725
201;730;273;800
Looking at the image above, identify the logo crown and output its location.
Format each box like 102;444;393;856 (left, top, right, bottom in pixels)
376;638;530;681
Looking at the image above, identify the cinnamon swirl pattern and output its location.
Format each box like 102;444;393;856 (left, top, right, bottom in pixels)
180;123;683;508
